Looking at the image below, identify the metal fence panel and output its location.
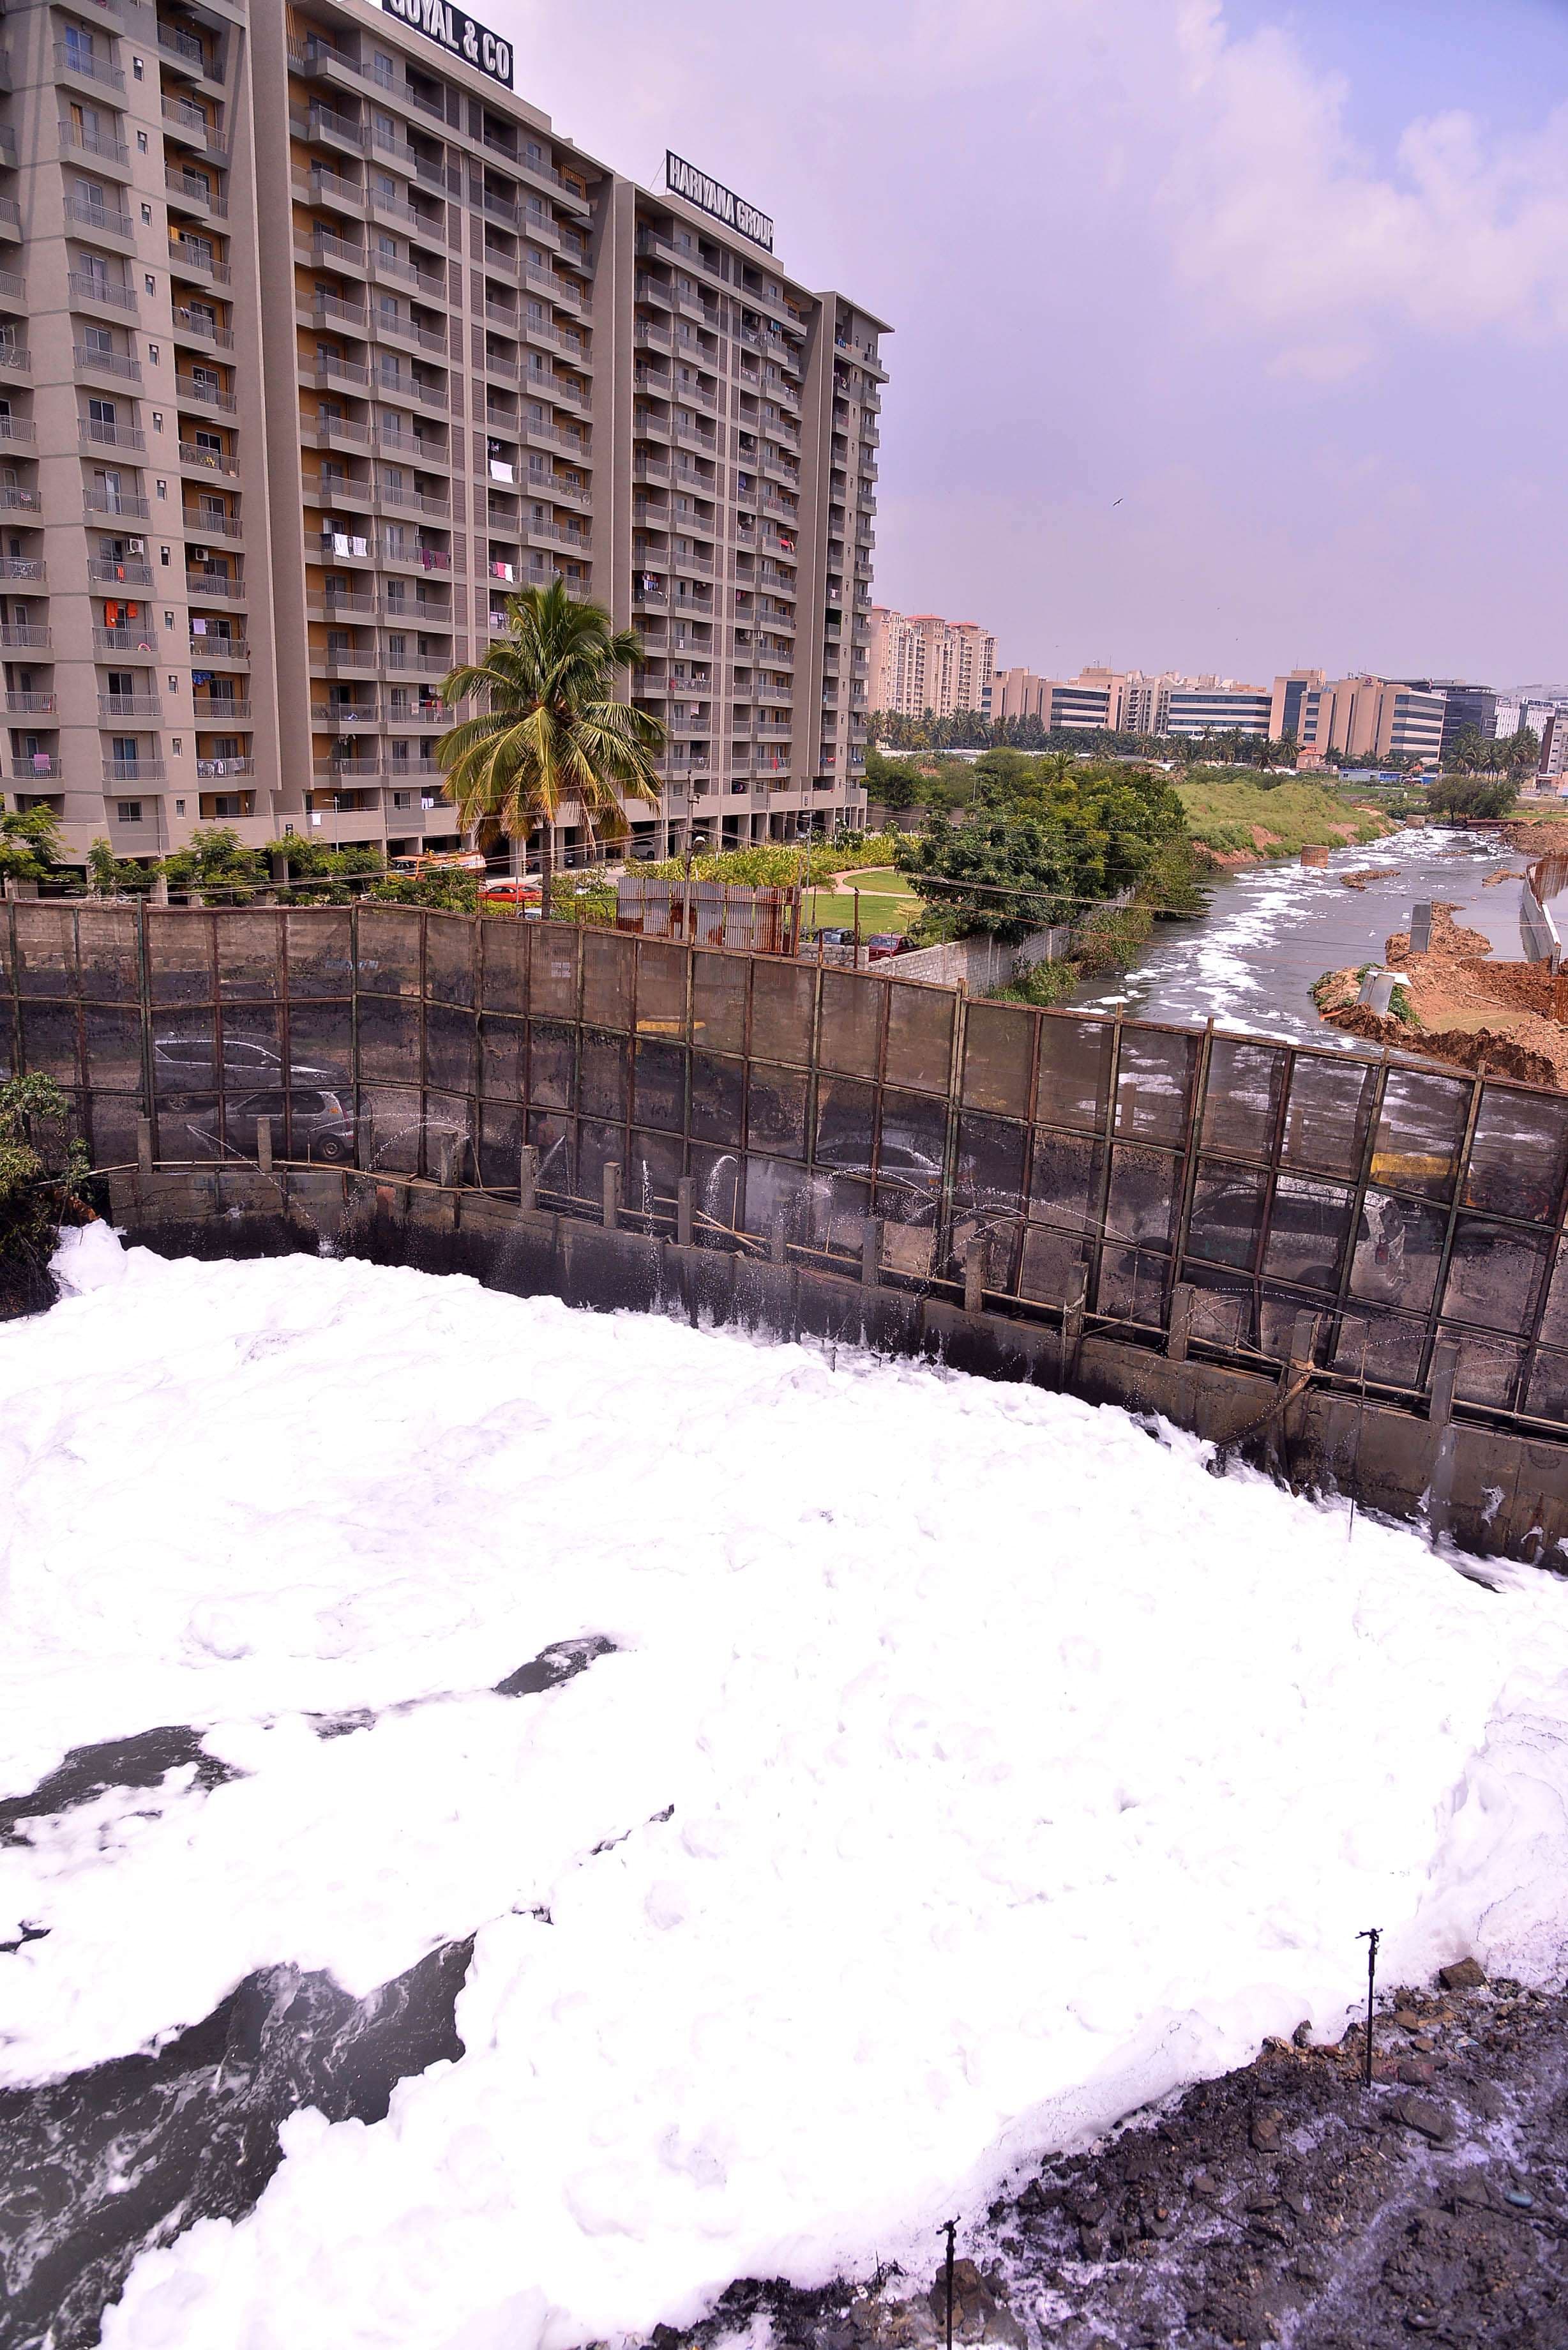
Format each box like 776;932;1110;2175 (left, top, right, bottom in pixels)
14;900;1568;1429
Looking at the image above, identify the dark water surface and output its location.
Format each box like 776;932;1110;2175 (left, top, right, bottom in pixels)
1073;826;1525;1047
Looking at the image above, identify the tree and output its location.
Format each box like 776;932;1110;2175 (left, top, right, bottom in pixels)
899;760;1189;941
0;803;62;885
1427;774;1518;822
88;838;156;896
437;580;665;906
158;825;265;902
1;1072;92;1314
1498;725;1541;784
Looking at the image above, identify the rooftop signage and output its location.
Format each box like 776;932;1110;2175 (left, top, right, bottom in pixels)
379;0;513;90
665;152;774;252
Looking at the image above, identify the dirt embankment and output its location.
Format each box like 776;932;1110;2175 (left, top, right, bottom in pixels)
1313;904;1568;1088
671;1961;1568;2350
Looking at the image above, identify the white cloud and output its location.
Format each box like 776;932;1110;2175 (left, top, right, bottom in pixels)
1163;1;1568;368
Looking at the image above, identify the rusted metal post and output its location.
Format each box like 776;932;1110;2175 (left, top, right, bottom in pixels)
1166;1280;1195;1362
518;1141;538;1211
942;2220;956;2350
603;1160;622;1231
676;1174;695;1247
1357;1925;1381;2089
771;1209;788;1266
861;1215;880;1289
136;1112;153;1175
256;1115;273;1172
1062;1259;1088;1381
963;1231;984;1316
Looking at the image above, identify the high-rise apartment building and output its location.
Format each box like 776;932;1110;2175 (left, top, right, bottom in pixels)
868;605;993;720
990;665;1269;738
0;0;887;870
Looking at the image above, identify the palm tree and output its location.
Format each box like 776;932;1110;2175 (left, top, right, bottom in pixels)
437;580;665;909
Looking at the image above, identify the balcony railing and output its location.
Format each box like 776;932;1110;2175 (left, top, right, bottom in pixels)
73;345;139;381
80;418;145;451
174;374;236;410
55;40;124;88
84;491;150;520
59;121;130;167
6;691;56;715
70;271;137;312
177;440;237;473
68;196;134;238
99;694;162;719
166;170;227;216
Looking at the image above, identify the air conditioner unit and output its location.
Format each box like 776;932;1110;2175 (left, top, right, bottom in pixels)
128;537;145;554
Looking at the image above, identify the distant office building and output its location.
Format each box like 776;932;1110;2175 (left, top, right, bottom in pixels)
1394;681;1498;757
868;607;995;718
1159;681;1271;738
1270;672;1444;764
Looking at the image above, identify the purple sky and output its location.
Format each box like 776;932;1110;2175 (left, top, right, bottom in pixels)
480;0;1568;688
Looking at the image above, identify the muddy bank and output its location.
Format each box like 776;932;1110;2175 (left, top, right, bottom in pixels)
1313;904;1568;1087
673;1964;1567;2350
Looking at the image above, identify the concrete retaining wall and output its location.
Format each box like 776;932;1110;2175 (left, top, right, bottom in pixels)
105;1162;1568;1574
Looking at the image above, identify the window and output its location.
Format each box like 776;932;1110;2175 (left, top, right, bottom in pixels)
116;800;142;822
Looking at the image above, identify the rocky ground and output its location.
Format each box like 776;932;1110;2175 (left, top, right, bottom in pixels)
667;1961;1568;2350
1312;904;1568;1086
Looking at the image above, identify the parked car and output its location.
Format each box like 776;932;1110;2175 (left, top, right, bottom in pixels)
153;1031;346;1089
183;1086;355;1164
810;927;852;947
864;933;905;962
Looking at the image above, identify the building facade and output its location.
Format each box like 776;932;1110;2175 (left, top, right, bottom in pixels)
0;0;887;870
868;605;993;720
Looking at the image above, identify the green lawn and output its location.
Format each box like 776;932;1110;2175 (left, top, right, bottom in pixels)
806;870;920;934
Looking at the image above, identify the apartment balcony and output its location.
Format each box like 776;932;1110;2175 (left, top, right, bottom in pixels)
306;589;376;620
0;483;38;512
381;540;451;573
163;96;226;156
368;248;445;299
185;513;244;543
174;375;237;414
301;413;370;450
170;238;231;284
83;490;150;522
58;121;131;176
0;625;50;649
185;571;246;599
195;755;255;780
0;341;31;374
87;556;149;588
99;694;162;720
0;555;45;583
103;759;165;784
294;163;366;216
312;701;379;725
6;692;56;716
375;369;448;413
165;170;227;220
371;310;448;358
377;483;451;520
11;755;61;781
79;418;146;454
633;407;672;446
54;40;125;92
0;196;19;244
177;439;239;476
94;626;156;655
188;635;250;662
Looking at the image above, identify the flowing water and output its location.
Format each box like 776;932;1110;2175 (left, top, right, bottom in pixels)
1071;824;1527;1047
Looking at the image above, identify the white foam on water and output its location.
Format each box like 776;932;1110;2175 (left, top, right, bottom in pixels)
2;1238;1565;2349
